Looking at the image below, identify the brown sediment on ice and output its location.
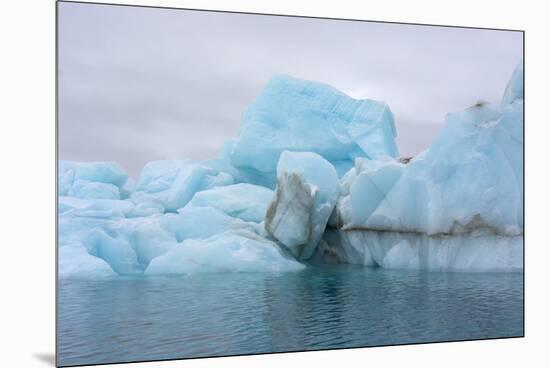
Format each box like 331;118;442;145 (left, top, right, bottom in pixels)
265;172;315;257
334;213;523;238
398;156;413;164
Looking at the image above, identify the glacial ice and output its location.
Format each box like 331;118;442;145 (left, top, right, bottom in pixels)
501;62;524;108
337;92;523;236
58;246;117;279
227;75;399;186
81;229;144;275
188;183;273;223
265;151;339;260
130;159;236;212
316;229;522;272
58;62;523;277
146;229;304;275
162;206;262;242
67;180;121;200
58;185;285;278
349;158;405;226
59;196;135;218
59;161;129;193
318;62;524;272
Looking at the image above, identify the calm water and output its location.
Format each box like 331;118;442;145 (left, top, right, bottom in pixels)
58;265;523;366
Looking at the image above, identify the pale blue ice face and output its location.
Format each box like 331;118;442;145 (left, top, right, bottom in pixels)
188;183;274;223
229;75;398;179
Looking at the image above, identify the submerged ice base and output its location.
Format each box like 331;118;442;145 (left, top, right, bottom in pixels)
314;229;522;272
58;64;524;277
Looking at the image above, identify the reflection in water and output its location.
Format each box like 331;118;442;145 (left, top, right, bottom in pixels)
58;265;523;366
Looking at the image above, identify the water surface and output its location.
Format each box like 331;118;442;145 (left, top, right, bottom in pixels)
58;265;523;366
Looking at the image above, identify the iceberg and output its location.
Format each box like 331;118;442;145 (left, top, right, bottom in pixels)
81;229;144;275
67;180;121;200
58;246;116;279
317;62;524;272
59;161;129;194
265;151;339;260
315;229;522;272
348;158;405;226
338;88;523;237
501;62;524;108
131;160;235;212
58;196;135;218
59;181;286;277
188;183;273;223
161;206;262;242
227;75;399;186
146;229;304;275
58;62;523;276
115;216;179;266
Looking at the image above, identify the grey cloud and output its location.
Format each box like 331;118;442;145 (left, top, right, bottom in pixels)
58;2;523;177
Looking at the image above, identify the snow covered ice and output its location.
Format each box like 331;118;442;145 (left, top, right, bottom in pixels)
58;63;523;277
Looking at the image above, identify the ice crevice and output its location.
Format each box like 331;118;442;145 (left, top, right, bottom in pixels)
58;62;523;277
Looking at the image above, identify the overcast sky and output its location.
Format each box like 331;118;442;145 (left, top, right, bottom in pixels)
58;2;523;177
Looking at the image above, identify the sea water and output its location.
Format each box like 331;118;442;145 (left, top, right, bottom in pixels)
57;265;523;366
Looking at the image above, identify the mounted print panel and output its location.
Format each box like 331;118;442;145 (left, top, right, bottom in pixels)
56;1;524;366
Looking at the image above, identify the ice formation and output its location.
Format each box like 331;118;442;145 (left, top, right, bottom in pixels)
59;161;129;197
58;63;523;277
130;160;236;212
227;75;399;186
265;151;339;260
315;62;524;272
146;229;304;275
188;183;273;223
314;229;522;272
